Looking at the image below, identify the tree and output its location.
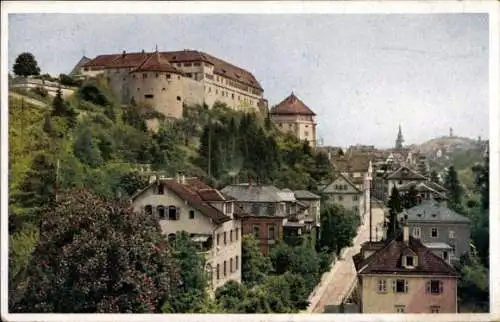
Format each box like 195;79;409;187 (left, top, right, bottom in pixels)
387;186;402;238
13;52;41;77
10;188;179;313
443;166;464;213
472;151;489;212
430;170;440;184
456;253;489;310
162;231;210;313
73;125;104;168
241;235;273;287
318;204;359;255
403;185;419;209
51;88;77;128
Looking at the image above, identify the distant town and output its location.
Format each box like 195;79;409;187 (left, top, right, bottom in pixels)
7;46;489;315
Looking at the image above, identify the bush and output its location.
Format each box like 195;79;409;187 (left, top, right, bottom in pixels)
31;86;48;98
59;73;82;87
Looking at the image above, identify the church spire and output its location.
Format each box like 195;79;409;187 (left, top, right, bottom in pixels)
395;124;404;150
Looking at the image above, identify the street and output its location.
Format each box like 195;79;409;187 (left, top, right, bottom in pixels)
306;205;386;313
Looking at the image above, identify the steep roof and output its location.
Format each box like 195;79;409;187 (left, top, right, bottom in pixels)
355;232;457;277
294;190;320;200
331;153;371;173
132;52;183;74
131;177;231;225
398;200;470;223
386;166;428;181
270;92;316;116
221;184;285;203
322;172;362;194
82;49;263;90
69;56;91;76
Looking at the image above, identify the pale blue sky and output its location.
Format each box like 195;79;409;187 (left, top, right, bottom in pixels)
8;13;489;148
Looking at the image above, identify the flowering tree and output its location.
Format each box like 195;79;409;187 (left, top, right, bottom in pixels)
10;188;179;313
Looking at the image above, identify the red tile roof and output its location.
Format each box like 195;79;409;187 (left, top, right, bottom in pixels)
355;232;457;277
82;49;263;90
131;177;231;225
133;52;182;74
270;92;316;116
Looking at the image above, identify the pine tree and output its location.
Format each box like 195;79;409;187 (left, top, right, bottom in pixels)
430;170;440;184
443;166;463;213
386;186;402;238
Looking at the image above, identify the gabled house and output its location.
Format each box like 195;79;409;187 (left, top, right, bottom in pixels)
353;218;458;313
386;165;428;200
397;200;471;262
321;172;364;220
131;175;242;290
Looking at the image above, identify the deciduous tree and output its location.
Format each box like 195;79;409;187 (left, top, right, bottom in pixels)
13;52;41;77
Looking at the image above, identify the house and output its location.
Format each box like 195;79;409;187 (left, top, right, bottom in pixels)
321;172;364;221
397;181;448;207
293;190;321;229
79;48;266;119
353;218;458;313
397;200;471;262
131;175;242;290
385;165;428;200
221;183;314;255
269;92;317;147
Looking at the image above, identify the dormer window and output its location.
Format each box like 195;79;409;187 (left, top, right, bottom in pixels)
406;256;414;267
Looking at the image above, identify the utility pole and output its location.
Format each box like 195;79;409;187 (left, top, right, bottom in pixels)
368;160;373;242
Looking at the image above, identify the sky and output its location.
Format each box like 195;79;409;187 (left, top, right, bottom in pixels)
8;13;489;148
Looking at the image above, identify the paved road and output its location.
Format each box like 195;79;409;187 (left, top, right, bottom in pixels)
308;206;386;313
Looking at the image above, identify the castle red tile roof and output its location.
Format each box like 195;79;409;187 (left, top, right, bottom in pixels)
133;52;183;74
354;232;457;277
270;93;316;116
82;49;263;90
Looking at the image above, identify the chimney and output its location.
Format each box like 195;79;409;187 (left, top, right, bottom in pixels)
403;214;409;244
122;50;126;58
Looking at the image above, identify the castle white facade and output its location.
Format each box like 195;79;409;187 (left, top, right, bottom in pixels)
78;49;267;119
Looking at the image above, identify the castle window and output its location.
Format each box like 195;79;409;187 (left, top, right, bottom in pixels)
144;94;154;99
230;258;233;273
305;125;309;128
223;260;227;277
216;264;220;280
162;88;166;91
177;96;181;101
166;74;171;79
235;256;239;270
143;73;147;79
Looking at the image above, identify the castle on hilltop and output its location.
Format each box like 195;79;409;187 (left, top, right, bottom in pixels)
76;48;268;119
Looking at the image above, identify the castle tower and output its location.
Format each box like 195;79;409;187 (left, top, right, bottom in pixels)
395;124;404;150
269;92;317;147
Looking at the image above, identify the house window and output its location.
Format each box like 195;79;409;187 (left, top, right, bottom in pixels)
157;206;166;219
144;205;153;215
450;244;456;257
232;93;235;99
167;206;178;220
166;74;171;79
427;280;443;294
449;230;455;239
395;305;405;313
406;256;414;267
253;225;260;239
144;94;154;99
216;264;220;280
143;73;147;79
377;279;387;293
235;256;239;270
230;258;233;273
223;260;227;277
157;184;164;194
230;230;233;242
186;73;192;78
353;195;358;201
189;210;195;219
431;228;439;238
304;131;309;137
430;306;441;313
184;63;192;67
224;232;227;244
443;251;449;261
236;228;240;240
155;73;159;78
268;224;276;241
216;233;220;246
413;227;421;239
338;195;343;201
393;279;408;293
162;88;166;91
225;203;233;214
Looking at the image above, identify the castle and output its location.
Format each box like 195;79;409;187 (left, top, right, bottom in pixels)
78;48;268;119
76;48;318;146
